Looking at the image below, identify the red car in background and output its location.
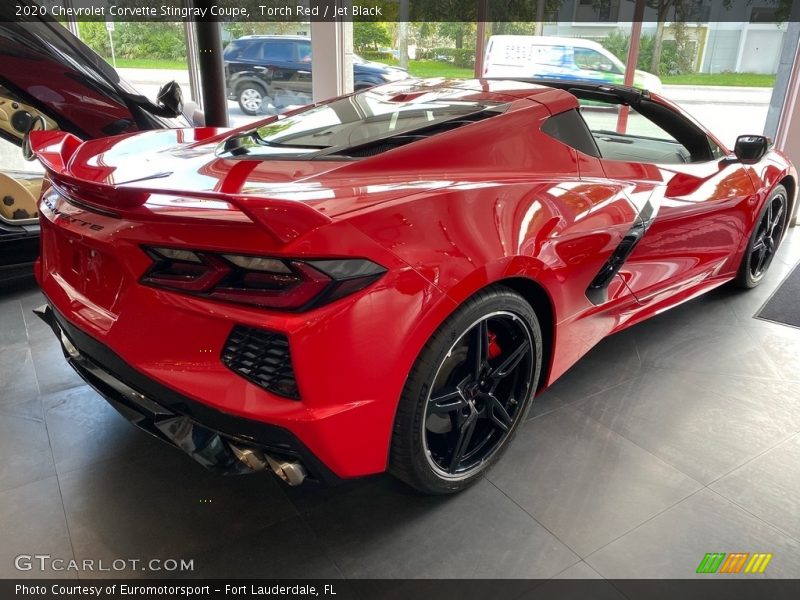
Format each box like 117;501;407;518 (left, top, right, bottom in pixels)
31;78;795;494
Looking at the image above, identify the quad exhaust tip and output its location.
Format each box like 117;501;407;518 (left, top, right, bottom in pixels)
230;445;307;486
35;303;309;486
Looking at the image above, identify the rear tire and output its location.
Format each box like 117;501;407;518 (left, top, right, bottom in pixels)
733;184;789;288
237;83;268;116
389;286;542;494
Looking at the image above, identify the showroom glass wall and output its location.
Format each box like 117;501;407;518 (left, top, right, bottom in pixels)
469;6;793;149
4;3;800;150
218;20;316;126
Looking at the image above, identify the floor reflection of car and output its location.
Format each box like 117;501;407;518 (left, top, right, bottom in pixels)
483;35;663;94
224;35;408;115
0;8;191;284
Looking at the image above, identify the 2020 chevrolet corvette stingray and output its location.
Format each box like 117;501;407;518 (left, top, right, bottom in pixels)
31;78;796;493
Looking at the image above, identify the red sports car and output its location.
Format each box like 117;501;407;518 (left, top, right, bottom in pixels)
31;79;796;494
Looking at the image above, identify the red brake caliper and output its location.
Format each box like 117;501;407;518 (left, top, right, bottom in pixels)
487;331;502;360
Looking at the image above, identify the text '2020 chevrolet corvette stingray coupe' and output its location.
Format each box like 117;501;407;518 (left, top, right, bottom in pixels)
31;79;796;493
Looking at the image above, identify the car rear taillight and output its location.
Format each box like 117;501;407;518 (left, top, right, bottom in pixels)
141;247;386;311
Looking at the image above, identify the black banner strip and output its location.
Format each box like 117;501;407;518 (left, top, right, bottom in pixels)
4;0;800;23
4;579;800;600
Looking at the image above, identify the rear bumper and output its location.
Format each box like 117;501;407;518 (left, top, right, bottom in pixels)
35;302;340;484
35;188;455;478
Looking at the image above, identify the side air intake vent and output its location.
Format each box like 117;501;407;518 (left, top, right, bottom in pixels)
221;326;300;400
332;109;502;158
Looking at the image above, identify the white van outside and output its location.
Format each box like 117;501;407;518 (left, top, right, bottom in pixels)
483;35;663;94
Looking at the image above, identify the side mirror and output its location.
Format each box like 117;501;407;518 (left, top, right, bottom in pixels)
156;81;184;118
734;135;769;164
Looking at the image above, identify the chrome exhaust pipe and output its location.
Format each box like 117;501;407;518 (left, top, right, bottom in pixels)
230;445;307;486
264;454;307;486
230;446;269;472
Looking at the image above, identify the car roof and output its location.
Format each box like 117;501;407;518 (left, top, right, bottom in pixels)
236;35;309;42
488;35;606;51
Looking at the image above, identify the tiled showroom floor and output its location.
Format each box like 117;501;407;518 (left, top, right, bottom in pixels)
1;229;799;583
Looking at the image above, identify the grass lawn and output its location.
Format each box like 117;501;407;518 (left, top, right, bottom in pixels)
113;56;473;78
114;58;187;70
406;61;474;78
661;72;775;87
382;58;474;79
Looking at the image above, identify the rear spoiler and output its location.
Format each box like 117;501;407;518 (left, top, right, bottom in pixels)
30;130;331;245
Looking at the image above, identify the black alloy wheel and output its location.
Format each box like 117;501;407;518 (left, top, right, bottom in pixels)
735;184;789;288
423;312;534;477
390;286;542;494
750;191;787;280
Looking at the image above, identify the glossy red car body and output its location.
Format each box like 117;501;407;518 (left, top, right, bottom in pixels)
31;79;796;481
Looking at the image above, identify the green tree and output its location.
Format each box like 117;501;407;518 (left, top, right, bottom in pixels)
437;22;476;50
353;21;391;52
115;23;186;61
225;22;299;40
600;31;694;76
647;0;675;75
77;22;111;58
490;22;539;36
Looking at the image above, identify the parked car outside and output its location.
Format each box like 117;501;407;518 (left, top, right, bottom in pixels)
224;35;408;115
483;35;663;93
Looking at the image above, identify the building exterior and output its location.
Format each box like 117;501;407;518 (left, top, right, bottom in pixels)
543;0;787;74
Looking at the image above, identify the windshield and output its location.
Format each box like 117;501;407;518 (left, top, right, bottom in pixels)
228;89;501;156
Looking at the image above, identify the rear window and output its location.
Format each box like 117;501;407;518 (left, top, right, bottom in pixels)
217;90;508;156
252;91;503;153
224;40;263;60
265;41;296;62
223;41;238;59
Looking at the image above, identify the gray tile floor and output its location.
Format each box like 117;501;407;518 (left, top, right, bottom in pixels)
1;229;799;581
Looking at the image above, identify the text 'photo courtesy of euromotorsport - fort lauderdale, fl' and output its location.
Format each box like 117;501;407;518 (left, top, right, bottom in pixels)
15;584;330;597
3;0;800;599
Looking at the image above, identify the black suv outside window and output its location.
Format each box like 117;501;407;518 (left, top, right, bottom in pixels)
240;43;262;60
265;40;296;62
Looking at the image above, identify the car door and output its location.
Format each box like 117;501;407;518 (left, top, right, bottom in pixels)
263;40;300;84
579;100;756;304
529;44;575;81
266;39;312;106
223;40;255;81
